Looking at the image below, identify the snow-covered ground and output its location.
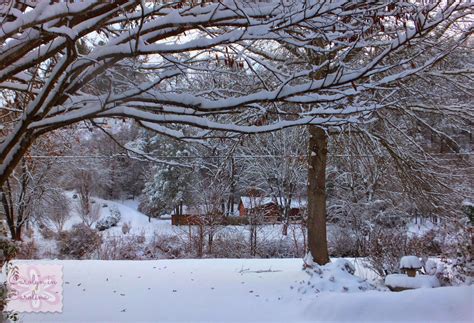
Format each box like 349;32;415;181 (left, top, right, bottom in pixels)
16;196;470;322
9;258;472;322
57;194;303;240
61;193;173;237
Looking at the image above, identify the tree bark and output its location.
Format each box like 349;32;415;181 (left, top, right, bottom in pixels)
307;125;330;265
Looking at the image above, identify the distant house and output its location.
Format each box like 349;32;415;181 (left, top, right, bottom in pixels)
238;196;306;222
239;196;278;220
171;205;209;226
171;203;239;226
275;197;307;218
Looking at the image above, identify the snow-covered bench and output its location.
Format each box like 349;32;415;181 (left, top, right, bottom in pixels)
385;256;440;292
385;274;440;292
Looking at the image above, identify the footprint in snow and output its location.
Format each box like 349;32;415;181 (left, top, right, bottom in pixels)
121;309;126;312
77;283;81;287
120;293;125;296
172;290;177;292
249;290;254;293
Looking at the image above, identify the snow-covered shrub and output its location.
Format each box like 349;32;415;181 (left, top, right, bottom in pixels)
365;224;447;277
38;224;56;240
0;238;17;267
15;240;38;260
36;191;71;233
58;223;101;259
1;262;19;322
424;259;438;275
95;206;121;231
0;280;6;316
296;259;376;294
136;234;146;244
78;201;101;228
439;217;473;285
146;234;187;259
211;232;249;258
109;206;121;219
329;227;360;257
433;255;473;287
255;239;297;258
366;227;408;276
99;233;146;260
406;230;442;256
122;222;131;235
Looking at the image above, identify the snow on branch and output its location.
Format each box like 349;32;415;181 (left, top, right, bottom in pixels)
0;0;472;185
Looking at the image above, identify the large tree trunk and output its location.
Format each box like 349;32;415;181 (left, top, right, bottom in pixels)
307;125;330;265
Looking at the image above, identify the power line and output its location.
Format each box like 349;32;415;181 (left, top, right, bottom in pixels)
28;153;474;160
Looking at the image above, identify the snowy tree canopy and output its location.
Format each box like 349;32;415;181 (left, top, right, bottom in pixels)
0;0;472;185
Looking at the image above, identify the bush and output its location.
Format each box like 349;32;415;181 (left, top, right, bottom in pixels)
406;230;442;256
366;227;445;277
0;238;17;268
329;227;360;257
366;227;408;276
146;234;187;259
99;233;146;260
58;224;101;259
1;262;19;321
38;224;57;240
16;240;38;259
211;232;249;258
95;207;121;231
256;239;296;258
122;222;131;235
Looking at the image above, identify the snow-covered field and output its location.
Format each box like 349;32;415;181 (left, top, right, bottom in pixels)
61;193;173;237
13;197;470;322
11;258;472;322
